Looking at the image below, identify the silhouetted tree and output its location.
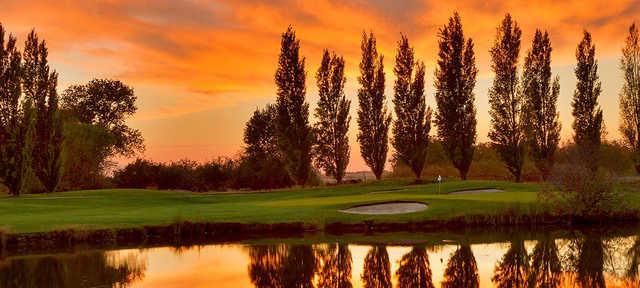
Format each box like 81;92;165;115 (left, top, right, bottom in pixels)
274;26;313;186
572;31;603;170
392;35;431;181
357;32;391;180
0;24;33;196
248;245;317;288
239;104;292;189
361;245;392;288
396;246;435;288
317;244;353;288
314;50;351;183
249;245;285;288
23;30;63;193
441;244;479;288
488;14;525;182
62;79;144;157
59;122;114;190
281;245;317;288
434;12;478;180
522;30;561;180
527;237;561;288
619;23;640;173
492;239;529;288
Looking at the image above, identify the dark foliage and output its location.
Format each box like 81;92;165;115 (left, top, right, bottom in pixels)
275;26;313;186
61;78;144;159
0;24;34;196
572;31;603;170
313;50;351;183
113;158;160;189
488;14;525;182
434;12;478;180
238;104;293;190
620;23;640;173
527;236;561;288
392;35;431;181
23;30;63;193
317;244;353;288
522;30;561;180
248;245;317;288
357;32;391;180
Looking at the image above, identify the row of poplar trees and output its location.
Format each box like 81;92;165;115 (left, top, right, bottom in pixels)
246;12;640;185
0;25;63;195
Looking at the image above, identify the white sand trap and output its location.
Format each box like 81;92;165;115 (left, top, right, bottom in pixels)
448;188;504;195
340;201;428;215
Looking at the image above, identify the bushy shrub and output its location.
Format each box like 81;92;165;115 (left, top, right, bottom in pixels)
233;156;293;190
113;158;159;188
195;158;236;191
541;163;623;217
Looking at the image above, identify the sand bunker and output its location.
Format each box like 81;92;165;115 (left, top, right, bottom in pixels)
448;188;504;195
340;201;428;215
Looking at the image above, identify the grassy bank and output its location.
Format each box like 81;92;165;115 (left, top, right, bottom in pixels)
0;179;639;234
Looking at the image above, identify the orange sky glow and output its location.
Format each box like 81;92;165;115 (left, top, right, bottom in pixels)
1;0;639;171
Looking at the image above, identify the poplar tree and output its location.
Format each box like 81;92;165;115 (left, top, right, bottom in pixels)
488;14;525;182
357;32;391;180
434;12;478;180
619;23;640;173
274;26;313;185
572;31;603;169
392;35;431;181
522;30;561;179
0;24;34;196
314;50;351;183
23;30;63;192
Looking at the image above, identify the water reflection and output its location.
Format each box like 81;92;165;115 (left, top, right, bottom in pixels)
5;230;640;287
441;244;479;288
396;246;434;288
0;251;145;288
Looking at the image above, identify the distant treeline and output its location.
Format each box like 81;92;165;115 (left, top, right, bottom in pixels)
0;24;143;196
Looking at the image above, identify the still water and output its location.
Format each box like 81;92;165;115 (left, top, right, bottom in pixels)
2;228;640;287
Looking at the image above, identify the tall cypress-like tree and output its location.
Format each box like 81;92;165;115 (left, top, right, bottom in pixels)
488;14;525;182
434;12;478;180
357;32;391;180
274;26;313;186
620;23;640;173
314;50;351;184
522;30;561;180
573;31;603;169
392;35;431;181
23;30;63;193
0;24;34;196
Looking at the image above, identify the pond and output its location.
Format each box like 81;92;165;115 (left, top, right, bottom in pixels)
2;226;640;287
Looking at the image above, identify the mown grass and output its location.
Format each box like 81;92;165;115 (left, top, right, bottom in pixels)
0;178;638;233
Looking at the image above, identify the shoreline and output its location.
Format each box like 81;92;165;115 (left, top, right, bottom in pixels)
3;211;640;256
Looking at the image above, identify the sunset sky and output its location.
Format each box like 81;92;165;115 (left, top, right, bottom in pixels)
1;0;638;171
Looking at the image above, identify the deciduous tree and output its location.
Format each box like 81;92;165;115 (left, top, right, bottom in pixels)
488;14;525;182
314;50;351;183
23;30;62;193
573;31;603;170
0;24;33;196
357;32;391;180
434;12;478;180
392;35;431;181
522;30;561;180
619;23;640;173
274;26;313;185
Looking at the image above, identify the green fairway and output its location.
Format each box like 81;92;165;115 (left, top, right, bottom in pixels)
0;179;635;233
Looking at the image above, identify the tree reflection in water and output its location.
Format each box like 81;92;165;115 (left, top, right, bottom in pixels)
566;234;606;288
527;236;561;288
361;245;392;288
626;235;640;286
441;244;479;288
248;244;317;288
492;239;529;288
317;244;352;288
395;246;434;288
0;251;145;288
